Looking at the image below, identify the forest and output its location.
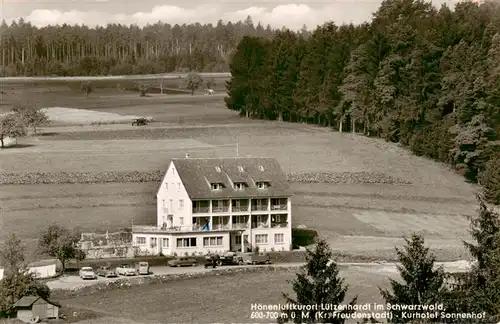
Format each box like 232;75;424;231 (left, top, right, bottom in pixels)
0;16;290;76
225;0;500;204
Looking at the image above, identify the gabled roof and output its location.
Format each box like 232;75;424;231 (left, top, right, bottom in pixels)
171;157;292;199
13;296;61;308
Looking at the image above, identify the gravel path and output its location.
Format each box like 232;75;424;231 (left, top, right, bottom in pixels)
46;261;473;291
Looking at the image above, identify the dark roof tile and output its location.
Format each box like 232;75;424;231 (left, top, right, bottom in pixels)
172;157;292;200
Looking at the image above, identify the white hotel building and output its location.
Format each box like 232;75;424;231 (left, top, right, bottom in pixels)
132;157;293;255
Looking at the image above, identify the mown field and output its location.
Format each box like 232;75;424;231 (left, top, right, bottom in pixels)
58;267;387;324
0;79;478;262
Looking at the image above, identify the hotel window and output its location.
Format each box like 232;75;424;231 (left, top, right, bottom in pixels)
274;233;285;244
257;182;267;189
177;238;197;248
177;183;181;190
179;199;184;209
136;237;146;245
162;238;169;248
165;183;168;190
235;235;242;245
211;183;222;190
234;183;244;190
179;217;184;225
150;238;157;248
255;234;268;244
203;236;223;247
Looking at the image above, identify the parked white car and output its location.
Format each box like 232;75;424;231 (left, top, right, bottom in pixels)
116;264;137;276
79;267;97;280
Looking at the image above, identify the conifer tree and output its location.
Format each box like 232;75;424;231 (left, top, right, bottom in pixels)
379;233;445;323
461;196;500;321
278;238;357;324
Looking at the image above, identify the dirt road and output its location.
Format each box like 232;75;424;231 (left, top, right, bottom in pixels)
46;261;473;291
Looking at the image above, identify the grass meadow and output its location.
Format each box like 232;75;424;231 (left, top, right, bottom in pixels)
0;75;481;323
0;77;478;261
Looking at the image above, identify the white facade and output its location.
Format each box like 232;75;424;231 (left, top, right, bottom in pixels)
132;162;293;256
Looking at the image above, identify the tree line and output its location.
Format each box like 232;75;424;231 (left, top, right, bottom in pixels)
278;197;500;324
0;16;302;77
225;0;500;205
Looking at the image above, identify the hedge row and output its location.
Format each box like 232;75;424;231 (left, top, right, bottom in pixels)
0;171;410;185
53;265;301;298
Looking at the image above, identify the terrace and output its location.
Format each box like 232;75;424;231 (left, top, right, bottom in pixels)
133;225;199;233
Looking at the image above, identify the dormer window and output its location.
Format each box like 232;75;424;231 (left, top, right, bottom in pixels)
234;182;245;190
258;166;264;171
238;166;244;172
215;166;221;173
211;183;223;190
257;182;268;189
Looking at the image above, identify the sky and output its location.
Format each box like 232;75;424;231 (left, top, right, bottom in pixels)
1;0;460;31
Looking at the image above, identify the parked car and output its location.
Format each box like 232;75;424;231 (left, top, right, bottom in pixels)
168;257;198;267
79;267;97;280
135;261;150;275
116;264;137;276
240;252;271;265
96;266;117;278
216;252;243;266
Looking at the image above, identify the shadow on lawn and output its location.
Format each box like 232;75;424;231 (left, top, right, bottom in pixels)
0;144;35;149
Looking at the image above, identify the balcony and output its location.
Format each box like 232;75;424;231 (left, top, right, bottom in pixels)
213;200;230;213
271;215;288;228
232;199;249;212
192;200;210;214
270;198;288;211
252;222;270;229
193;206;210;214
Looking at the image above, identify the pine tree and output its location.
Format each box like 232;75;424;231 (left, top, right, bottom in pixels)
278;238;357;324
479;155;500;205
461;196;500;321
379;233;445;323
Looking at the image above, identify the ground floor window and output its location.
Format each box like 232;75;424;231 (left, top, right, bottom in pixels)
150;238;157;248
177;237;197;248
162;238;169;248
234;235;242;245
255;234;268;244
136;237;146;245
203;236;223;247
274;233;285;244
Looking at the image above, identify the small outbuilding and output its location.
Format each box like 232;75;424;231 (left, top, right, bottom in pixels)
13;296;60;323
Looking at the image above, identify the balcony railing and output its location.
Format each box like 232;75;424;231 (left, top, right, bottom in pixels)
232;223;248;230
251;205;269;211
252;222;270;229
193;206;210;213
271;222;288;228
133;224;211;233
271;204;287;211
212;224;230;230
212;206;229;213
232;205;249;212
